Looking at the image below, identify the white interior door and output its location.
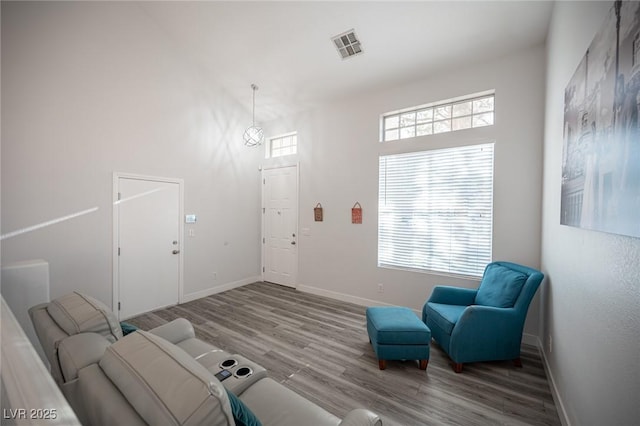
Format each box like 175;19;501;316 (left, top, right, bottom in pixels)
115;176;182;319
263;165;298;288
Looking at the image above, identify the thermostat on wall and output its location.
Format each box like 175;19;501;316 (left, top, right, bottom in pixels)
185;214;197;224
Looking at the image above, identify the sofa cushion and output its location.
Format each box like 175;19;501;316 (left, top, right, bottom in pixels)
58;332;110;382
120;322;138;336
474;264;527;308
47;292;122;342
424;303;466;335
99;331;235;426
240;378;340;426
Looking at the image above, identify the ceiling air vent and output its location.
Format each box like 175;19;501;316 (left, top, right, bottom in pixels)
331;29;363;59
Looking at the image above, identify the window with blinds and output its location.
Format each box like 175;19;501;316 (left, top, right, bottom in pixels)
378;143;494;277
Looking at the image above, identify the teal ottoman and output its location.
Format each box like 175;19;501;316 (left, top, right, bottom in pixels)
366;306;431;370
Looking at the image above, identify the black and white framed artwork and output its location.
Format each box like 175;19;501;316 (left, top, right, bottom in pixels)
562;0;640;238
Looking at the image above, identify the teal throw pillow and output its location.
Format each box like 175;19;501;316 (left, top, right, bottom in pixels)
120;322;138;336
225;388;262;426
475;264;527;308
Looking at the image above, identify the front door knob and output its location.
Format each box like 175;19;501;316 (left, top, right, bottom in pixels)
172;250;180;254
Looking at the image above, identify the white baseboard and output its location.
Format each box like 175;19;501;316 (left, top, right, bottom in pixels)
535;336;570;426
297;284;395;308
182;276;261;303
522;333;538;346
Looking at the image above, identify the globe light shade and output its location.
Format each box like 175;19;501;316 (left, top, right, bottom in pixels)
243;125;264;147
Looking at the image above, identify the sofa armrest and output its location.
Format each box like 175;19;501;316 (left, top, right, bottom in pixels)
57;333;111;382
427;286;477;306
148;318;195;344
339;409;382;426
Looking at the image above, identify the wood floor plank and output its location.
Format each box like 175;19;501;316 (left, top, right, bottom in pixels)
128;282;561;426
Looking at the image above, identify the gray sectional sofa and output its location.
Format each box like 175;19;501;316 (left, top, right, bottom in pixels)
29;292;381;426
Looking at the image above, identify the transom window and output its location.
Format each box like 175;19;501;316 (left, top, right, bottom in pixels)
268;132;297;158
381;93;495;142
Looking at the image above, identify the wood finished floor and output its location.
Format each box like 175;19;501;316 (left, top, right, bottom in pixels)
128;282;561;426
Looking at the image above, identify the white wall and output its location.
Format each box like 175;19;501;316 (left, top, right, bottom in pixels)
542;2;640;425
1;2;262;307
264;44;546;338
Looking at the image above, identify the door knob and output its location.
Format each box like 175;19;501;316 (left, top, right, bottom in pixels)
172;250;180;254
291;241;296;245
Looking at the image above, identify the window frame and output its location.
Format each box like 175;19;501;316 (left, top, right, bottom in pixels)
267;132;298;159
380;91;495;142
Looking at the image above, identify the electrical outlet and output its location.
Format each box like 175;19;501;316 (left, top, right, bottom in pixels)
377;283;384;293
549;334;553;353
213;272;218;281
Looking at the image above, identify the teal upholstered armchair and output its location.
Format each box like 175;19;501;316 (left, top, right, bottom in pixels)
422;261;544;373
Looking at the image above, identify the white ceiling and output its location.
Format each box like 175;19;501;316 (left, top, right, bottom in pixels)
140;1;553;122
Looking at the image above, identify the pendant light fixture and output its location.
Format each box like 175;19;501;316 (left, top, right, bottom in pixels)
243;83;264;147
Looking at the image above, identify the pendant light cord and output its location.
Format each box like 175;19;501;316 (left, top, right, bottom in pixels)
251;84;258;126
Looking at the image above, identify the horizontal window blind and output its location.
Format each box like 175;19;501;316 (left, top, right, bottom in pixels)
378;143;494;277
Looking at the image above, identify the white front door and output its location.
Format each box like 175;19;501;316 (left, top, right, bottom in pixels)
263;165;298;288
115;175;182;319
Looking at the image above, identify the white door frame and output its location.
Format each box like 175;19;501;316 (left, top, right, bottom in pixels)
112;172;184;318
261;163;299;287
